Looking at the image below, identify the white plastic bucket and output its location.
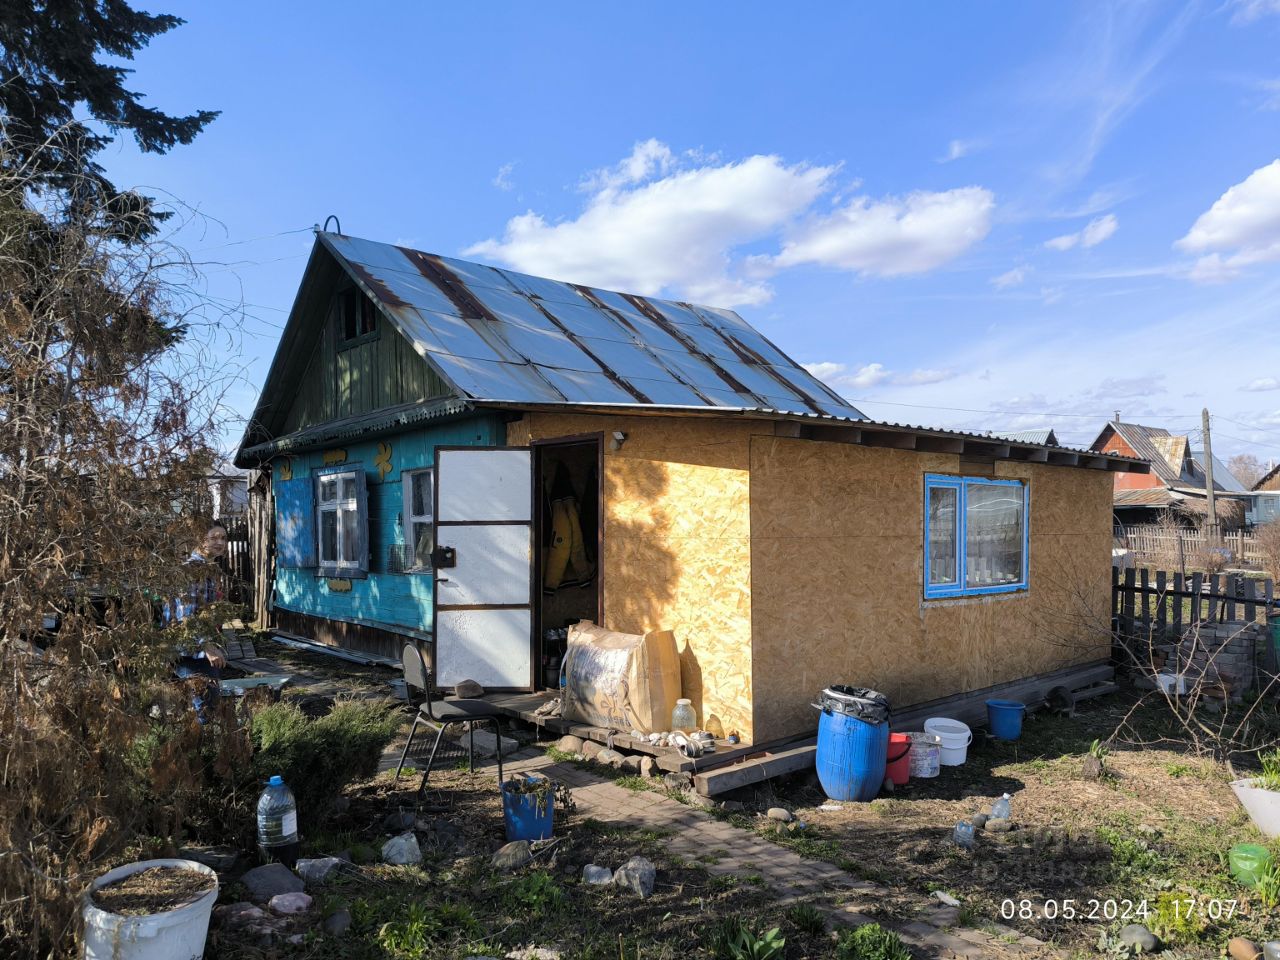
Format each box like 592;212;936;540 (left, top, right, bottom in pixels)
906;731;941;778
924;717;973;766
1231;778;1280;839
83;858;217;960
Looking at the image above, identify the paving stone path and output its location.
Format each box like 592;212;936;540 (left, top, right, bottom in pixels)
382;738;1065;959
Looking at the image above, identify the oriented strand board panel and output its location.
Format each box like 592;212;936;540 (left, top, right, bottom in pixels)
749;437;1114;740
510;413;764;740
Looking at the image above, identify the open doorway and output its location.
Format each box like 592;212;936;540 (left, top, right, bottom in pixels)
533;435;602;690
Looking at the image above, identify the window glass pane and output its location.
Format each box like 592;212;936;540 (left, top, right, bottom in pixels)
319;477;337;503
411;521;434;567
965;483;1024;587
927;486;958;586
320;509;337;562
341;475;357;501
340;505;359;563
411;471;432;519
343;291;358;341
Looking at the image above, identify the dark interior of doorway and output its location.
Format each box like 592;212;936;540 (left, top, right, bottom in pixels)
533;436;602;690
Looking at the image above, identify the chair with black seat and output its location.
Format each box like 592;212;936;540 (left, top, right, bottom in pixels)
394;642;505;802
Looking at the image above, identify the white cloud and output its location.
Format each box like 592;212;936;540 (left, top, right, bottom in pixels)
801;361;847;382
1244;377;1280;391
773;187;994;277
1040;286;1065;305
1178;159;1280;281
900;368;954;385
469;141;995;305
493;162;516;192
802;361;953;390
938;139;979;163
991;266;1028;289
1045;213;1119;251
849;363;890;388
1232;0;1280;23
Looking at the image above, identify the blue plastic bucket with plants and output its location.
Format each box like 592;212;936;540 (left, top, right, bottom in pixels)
501;774;554;842
986;699;1027;741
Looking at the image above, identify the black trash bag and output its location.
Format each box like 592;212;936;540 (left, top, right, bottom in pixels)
817;685;890;724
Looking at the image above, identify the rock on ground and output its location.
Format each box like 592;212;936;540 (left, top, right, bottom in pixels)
382;832;422;866
983;817;1012;833
239;863;304;902
595;748;625;767
639;757;656;777
555;734;584;752
492;840;533;871
506;949;562;960
582;864;613;885
662;772;691;792
933;890;961;907
1118;923;1159;953
970;813;989;829
767;807;793;823
581;741;604;760
1227;937;1262;960
296;856;343;886
620;755;642;774
322;908;352;936
612;855;656;898
384;809;416;832
268;891;312;915
215;902;267;928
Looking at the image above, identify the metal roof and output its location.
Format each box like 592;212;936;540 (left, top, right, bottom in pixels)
993;428;1059;446
318;232;864;422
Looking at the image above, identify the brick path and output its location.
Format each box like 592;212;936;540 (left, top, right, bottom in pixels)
384;736;1064;959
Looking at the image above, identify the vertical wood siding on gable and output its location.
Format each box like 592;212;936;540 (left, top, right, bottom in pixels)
272;414;504;636
282;297;451;434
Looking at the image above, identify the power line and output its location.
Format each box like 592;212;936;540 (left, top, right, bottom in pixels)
848;396;1201;421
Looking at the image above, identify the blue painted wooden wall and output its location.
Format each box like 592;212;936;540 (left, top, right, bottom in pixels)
272;413;505;633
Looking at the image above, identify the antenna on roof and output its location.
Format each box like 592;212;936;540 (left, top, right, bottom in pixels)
320;215;342;235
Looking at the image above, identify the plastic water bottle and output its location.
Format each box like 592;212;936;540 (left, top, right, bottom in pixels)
952;820;975;849
991;792;1012;820
257;775;299;867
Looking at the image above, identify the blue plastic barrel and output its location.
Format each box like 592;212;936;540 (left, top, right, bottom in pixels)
816;709;889;802
986;700;1027;741
502;777;554;841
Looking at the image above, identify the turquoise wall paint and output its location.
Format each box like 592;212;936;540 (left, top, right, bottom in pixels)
272;413;505;632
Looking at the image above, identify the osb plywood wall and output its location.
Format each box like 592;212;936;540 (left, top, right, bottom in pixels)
509;413;767;741
749;437;1114;739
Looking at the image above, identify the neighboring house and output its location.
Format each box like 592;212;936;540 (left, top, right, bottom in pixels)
993;428;1059;446
207;472;249;519
236;231;1147;742
1090;421;1248;528
1250;462;1280;527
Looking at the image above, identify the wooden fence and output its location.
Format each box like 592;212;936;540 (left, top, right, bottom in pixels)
1112;566;1276;638
1115;524;1265;565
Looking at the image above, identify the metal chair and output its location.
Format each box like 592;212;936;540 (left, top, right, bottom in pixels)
393;643;506;802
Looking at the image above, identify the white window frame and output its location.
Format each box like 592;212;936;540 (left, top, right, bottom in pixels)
401;467;434;572
315;467;367;578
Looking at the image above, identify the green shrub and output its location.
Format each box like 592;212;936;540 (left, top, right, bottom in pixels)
708;917;786;960
251;698;400;824
1258;749;1280;791
836;923;911;960
503;870;564;917
786;903;826;936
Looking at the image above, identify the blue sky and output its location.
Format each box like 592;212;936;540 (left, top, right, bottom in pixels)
100;1;1280;460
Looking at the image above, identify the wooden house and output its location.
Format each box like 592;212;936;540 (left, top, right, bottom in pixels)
236;232;1148;742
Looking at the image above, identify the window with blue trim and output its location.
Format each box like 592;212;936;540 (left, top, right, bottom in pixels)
924;475;1028;599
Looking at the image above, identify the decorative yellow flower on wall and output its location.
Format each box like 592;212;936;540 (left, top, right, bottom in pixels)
375;442;393;480
322;448;348;466
278;458;293;481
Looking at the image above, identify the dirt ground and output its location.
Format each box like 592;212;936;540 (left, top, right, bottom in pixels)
742;690;1280;955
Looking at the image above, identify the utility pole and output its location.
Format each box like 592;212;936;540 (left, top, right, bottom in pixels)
1202;407;1218;542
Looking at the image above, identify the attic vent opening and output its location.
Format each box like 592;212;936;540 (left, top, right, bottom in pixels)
337;287;378;347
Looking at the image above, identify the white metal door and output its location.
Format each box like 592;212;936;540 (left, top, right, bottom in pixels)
433;447;533;689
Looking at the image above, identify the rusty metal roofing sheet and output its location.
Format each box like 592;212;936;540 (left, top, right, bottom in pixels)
319;232;864;420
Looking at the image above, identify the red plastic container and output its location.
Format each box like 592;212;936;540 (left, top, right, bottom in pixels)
886;732;912;786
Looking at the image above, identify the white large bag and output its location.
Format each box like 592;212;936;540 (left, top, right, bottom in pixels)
562;622;681;734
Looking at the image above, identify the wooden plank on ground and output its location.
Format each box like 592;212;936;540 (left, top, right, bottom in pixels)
695;741;818;796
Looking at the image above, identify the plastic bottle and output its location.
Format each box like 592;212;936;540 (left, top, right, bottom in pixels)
671;698;696;733
257;775;300;867
952;820;975;850
991;792;1012;820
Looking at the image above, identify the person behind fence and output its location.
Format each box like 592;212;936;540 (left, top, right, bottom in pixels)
167;520;229;684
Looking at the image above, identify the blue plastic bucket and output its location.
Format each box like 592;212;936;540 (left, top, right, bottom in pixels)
501;776;554;841
816;708;889;802
986;700;1027;741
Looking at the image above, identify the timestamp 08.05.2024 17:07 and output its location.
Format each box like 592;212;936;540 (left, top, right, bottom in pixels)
999;898;1240;922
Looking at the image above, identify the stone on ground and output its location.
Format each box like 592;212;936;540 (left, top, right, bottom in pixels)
971;813;989;829
983;817;1012;833
620;755;642;773
612;855;656;898
582;864;613;885
384;809;416;832
639;757;656;777
492;840;533;871
382;831;422;866
215;902;267;928
506;948;562;960
933;890;961;907
296;857;343;885
767;807;793;823
581;740;604;759
454;679;485;698
1118;923;1159;953
1227;937;1262;960
239;862;304;902
322;908;353;936
662;772;691;792
555;734;584;753
268;891;312;915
